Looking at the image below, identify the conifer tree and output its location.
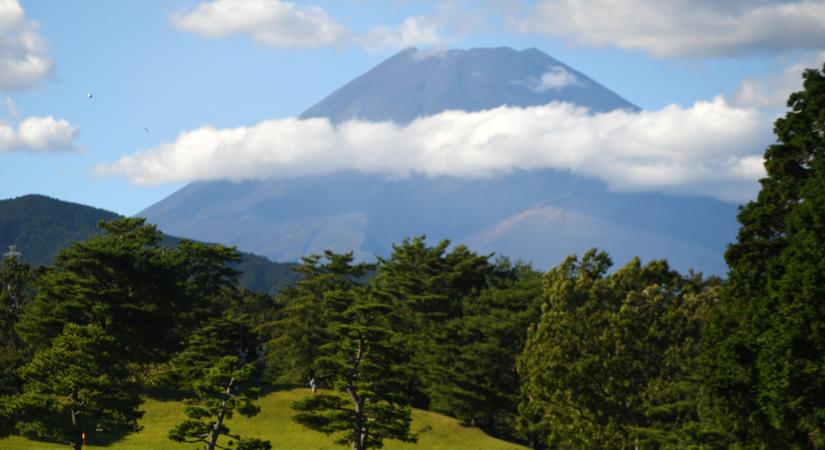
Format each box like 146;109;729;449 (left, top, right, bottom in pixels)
12;323;143;450
0;256;36;435
15;218;239;365
261;251;371;384
291;287;416;450
374;237;494;407
167;318;270;450
704;62;825;447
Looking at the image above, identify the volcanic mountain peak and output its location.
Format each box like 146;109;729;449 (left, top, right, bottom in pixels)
300;46;637;124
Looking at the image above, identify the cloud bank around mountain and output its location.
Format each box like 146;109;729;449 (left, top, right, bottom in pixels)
0;0;54;90
514;0;825;58
98;98;771;203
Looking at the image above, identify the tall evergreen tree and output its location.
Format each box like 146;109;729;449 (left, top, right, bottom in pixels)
374;237;494;407
704;63;825;447
291;286;416;450
261;251;371;384
12;323;143;450
15;218;239;365
426;261;543;442
167;318;270;450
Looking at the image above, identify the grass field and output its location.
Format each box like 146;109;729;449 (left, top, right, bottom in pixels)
1;388;527;449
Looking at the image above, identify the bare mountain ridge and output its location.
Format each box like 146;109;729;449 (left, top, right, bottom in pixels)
140;47;738;274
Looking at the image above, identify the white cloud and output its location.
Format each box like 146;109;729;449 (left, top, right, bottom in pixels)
730;50;825;108
359;16;446;53
98;98;770;202
0;0;54;90
514;0;825;58
171;0;448;52
517;66;581;92
0;116;79;152
169;0;350;48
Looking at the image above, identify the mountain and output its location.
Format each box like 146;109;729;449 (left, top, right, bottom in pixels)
301;47;637;124
0;194;297;294
140;47;739;274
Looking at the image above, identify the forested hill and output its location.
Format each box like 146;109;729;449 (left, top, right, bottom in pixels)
0;194;296;294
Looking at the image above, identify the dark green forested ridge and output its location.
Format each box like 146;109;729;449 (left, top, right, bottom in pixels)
0;194;297;293
0;194;120;267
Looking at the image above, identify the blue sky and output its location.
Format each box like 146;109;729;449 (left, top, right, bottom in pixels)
1;0;823;215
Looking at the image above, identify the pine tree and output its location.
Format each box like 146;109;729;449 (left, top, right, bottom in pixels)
704;62;825;447
426;261;543;442
291;286;416;450
15;218;240;366
374;237;494;407
167;319;270;450
12;323;143;450
261;251;371;384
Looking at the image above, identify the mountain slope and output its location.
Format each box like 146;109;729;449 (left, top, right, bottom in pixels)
301;47;637;123
140;47;738;274
0;195;296;294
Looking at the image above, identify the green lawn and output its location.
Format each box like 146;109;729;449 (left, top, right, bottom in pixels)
1;388;526;449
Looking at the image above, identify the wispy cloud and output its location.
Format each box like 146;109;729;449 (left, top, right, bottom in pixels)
0;0;55;90
0;116;79;152
359;15;445;53
513;0;825;58
98;97;770;202
729;50;825;108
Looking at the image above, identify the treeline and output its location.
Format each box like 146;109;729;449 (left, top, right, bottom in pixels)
0;62;822;450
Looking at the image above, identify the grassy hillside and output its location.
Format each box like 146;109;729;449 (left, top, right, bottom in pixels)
0;194;297;294
0;388;526;450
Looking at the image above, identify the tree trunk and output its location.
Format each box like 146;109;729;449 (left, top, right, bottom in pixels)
349;335;366;450
207;377;234;450
70;387;83;450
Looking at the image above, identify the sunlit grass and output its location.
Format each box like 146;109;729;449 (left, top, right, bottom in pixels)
1;388;526;449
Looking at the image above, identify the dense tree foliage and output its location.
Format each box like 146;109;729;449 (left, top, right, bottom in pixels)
15;218;239;365
261;251;372;384
292;286;416;450
12;323;143;450
373;237;498;408
426;261;543;441
518;251;725;449
704;63;825;447
0;194;297;293
0;256;37;434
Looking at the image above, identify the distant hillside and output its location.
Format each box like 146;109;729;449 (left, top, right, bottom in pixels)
0;194;297;294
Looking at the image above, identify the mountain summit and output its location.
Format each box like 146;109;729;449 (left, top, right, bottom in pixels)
140;47;737;274
301;47;637;124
